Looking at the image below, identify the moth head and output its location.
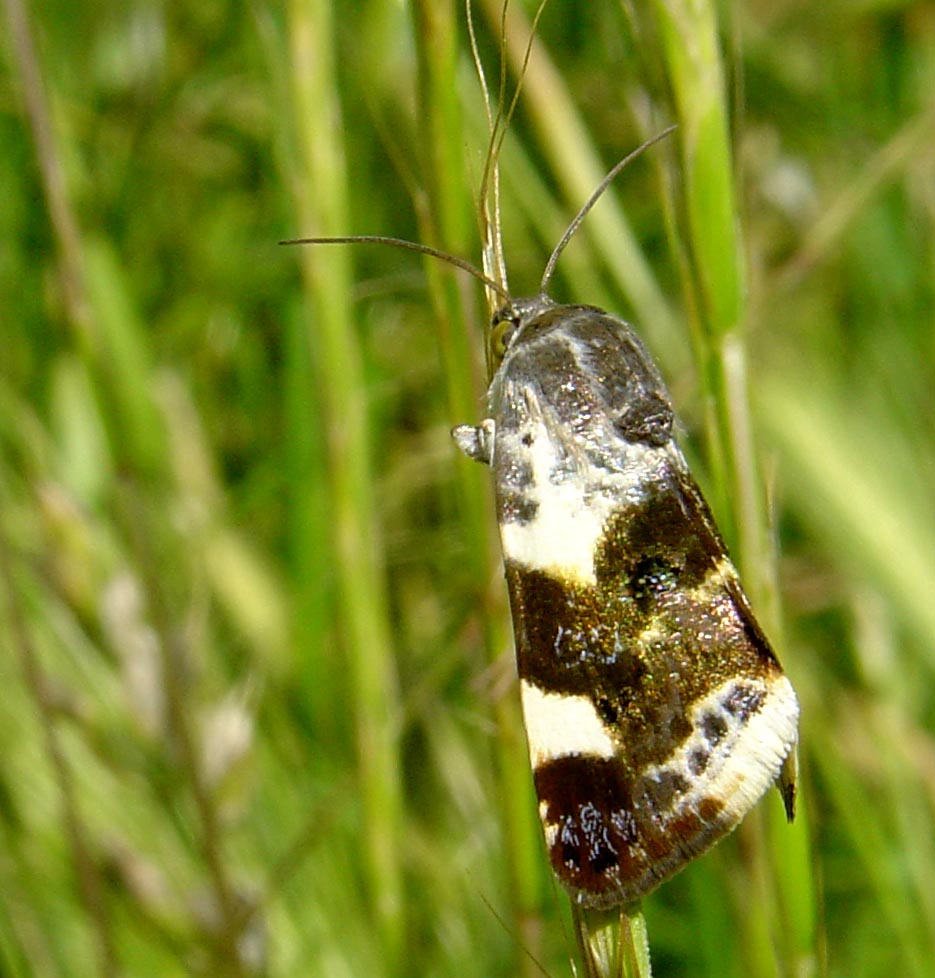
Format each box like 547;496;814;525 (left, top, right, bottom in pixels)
488;306;520;369
487;294;558;371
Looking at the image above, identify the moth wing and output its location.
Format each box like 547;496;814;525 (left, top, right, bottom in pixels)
501;430;798;907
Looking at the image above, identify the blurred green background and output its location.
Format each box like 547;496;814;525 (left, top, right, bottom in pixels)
1;1;933;976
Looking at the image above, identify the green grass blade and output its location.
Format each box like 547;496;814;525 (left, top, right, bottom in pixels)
284;0;405;967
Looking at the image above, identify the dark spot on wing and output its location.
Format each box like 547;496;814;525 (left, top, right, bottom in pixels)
702;712;728;746
629;555;679;613
596;483;723;596
499;493;539;524
722;683;765;722
596;696;618;724
689;748;710;775
638;770;690;811
615;392;674;446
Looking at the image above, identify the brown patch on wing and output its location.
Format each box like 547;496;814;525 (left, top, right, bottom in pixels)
534;755;729;907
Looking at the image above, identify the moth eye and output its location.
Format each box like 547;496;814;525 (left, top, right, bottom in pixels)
489;315;518;365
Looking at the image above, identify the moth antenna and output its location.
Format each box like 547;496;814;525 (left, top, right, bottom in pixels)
538;124;677;295
467;0;508;304
490;0;550;170
280;236;511;303
466;0;494;136
474;0;512;301
474;0;550;305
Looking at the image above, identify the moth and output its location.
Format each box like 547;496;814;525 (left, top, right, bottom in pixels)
451;285;799;909
288;89;798;921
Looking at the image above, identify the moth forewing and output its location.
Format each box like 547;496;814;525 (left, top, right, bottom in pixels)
453;297;799;909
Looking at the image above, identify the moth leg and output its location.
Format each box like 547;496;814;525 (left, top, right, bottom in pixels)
451;419;496;465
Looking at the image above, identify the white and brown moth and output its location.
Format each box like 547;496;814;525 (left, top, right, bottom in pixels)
451;283;799;909
441;86;801;904
288;26;798;917
291;187;800;912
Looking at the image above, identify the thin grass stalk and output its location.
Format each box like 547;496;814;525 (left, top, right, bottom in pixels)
647;0;753;558
410;3;546;967
409;0;493;522
0;474;119;977
286;0;405;967
774;106;935;291
4;0;168;487
648;0;817;974
2;0;91;344
411;0;488;422
759;379;934;651
573;903;653;978
116;487;248;978
282;301;334;720
813;719;931;978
